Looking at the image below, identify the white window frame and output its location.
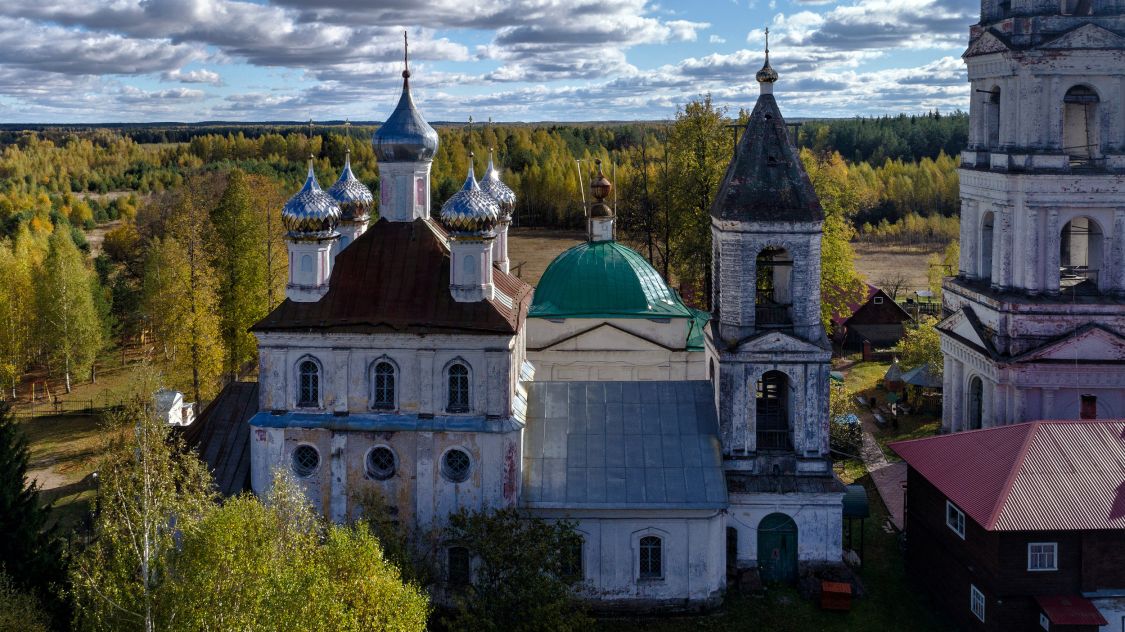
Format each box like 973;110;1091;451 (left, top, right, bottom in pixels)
369;357;398;411
946;501;966;539
1027;542;1058;571
970;584;985;622
873;296;884;304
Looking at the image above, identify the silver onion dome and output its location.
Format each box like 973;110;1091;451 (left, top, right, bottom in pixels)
327;150;373;221
372;69;439;163
282;160;341;239
478;149;516;219
440;156;500;235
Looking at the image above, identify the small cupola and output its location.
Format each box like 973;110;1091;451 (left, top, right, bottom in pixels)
327;149;374;253
283;158;342;302
478;147;517;273
588;159;615;242
440;155;501;303
755;28;779;95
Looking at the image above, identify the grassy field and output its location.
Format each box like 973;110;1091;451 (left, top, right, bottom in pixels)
853;242;944;296
507;227;585;285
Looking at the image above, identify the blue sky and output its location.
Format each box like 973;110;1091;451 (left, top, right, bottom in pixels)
0;0;975;123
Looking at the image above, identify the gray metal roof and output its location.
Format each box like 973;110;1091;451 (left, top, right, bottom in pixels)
522;381;727;510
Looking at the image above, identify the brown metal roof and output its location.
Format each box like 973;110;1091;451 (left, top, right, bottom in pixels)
892;420;1125;532
180;382;259;496
253;218;531;335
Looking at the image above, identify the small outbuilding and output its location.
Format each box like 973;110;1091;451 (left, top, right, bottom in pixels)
831;284;914;352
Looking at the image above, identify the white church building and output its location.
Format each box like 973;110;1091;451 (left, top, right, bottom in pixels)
940;1;1125;430
193;45;844;610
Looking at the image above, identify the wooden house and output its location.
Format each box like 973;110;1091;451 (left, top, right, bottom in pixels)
831;284;913;352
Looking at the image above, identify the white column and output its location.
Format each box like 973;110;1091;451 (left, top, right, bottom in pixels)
1113;209;1125;295
1043;387;1056;419
1046;209;1061;295
942;355;955;433
961;201;978;277
418;350;435;416
329;432;348;523
1024;207;1040;294
951;360;965;433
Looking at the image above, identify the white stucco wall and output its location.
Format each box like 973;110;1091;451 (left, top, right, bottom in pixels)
726;492;844;568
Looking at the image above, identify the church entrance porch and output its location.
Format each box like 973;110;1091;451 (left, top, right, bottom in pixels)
757;513;798;583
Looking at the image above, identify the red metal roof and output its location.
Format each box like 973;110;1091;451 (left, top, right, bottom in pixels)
253;218;531;336
891;420;1125;531
1036;595;1108;626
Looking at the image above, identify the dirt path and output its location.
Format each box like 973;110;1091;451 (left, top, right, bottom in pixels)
857;407;907;530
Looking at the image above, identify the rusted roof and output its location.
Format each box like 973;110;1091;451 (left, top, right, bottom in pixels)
180;382;259;496
253;218;531;335
892;420;1125;531
710;93;823;223
1036;595;1108;627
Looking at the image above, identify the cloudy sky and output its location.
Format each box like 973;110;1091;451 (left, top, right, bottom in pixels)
0;0;976;123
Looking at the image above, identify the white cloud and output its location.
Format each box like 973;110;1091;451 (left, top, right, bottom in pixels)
163;68;224;85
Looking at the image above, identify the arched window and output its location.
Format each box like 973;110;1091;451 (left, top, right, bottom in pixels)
297;359;320;408
371;361;396;410
447;362;470;413
447;546;470;586
1064;86;1099;166
980;212;995;283
639;536;663;579
968;377;984;430
755;247;793;327
757;371;792;451
1059;217;1103;294
1061;0;1093;16
984;86;1001;150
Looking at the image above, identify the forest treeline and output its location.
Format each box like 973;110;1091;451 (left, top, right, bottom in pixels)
0;105;964;402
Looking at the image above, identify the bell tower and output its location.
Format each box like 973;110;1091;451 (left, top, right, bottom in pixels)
939;0;1125;430
710;39;832;475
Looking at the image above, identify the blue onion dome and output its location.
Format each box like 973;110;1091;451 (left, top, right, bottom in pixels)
282;159;341;239
478;148;516;219
440;155;500;235
327;150;373;221
371;68;439;162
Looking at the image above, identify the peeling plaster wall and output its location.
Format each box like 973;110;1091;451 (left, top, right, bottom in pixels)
726;493;844;568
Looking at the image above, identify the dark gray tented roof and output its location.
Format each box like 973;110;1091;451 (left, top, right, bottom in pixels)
710;93;823;223
522;381;727;510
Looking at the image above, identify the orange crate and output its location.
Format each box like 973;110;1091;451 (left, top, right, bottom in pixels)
821;580;852;611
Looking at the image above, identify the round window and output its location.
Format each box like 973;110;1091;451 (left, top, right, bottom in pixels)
442;448;471;483
292;444;319;478
367;446;397;481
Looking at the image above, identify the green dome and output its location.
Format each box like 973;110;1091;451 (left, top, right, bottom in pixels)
530;241;694;319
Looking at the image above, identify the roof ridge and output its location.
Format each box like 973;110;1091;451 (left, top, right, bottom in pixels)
986;421;1041;530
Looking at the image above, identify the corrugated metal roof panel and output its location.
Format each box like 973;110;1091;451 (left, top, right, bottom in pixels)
179;382;259;497
522;380;726;510
892;420;1125;531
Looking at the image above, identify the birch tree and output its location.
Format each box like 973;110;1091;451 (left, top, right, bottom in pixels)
37;229;103;393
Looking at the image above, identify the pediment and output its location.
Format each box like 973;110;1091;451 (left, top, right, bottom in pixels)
964;31;1010;57
736;330;826;355
1040;24;1125;50
937;308;990;355
537;323;669;352
1016;325;1125;363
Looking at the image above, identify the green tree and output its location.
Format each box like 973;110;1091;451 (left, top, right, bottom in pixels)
0;569;50;632
69;398;216;632
37;228;103;393
158;474;428;632
0;240;34;397
896;316;943;377
443;507;589;632
0;402;60;596
210;169;269;381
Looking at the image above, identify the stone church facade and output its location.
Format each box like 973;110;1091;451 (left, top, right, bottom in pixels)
223;45;845;610
940;1;1125;430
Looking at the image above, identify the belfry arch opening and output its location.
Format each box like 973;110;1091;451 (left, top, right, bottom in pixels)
1059;217;1104;294
756;371;792;451
1063;86;1099;167
968;377;983;430
984;86;1001;150
980;212;995;283
755;247;793;327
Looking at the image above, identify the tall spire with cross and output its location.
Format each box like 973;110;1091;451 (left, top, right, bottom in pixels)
756;28;779;92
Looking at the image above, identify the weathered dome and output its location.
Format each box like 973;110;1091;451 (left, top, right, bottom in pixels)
327;150;373;221
529;241;694;319
440;158;500;235
478;149;516;218
371;71;439;162
756;30;779;84
282;161;341;239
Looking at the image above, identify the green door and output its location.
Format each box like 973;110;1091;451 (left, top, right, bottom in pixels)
758;513;798;584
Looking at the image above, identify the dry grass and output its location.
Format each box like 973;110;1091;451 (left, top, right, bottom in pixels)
853;243;944;296
507;227;586;286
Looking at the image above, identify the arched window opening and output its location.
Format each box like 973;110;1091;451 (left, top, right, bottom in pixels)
447;546;470;586
639;536;663;579
980;212;995;283
968;377;984;430
1064;86;1099;167
755;248;793;327
726;527;739;572
447;362;471;413
1060;217;1103;295
1061;0;1093;15
756;371;792;451
984;87;1001;150
297;359;320;408
371;361;396;410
